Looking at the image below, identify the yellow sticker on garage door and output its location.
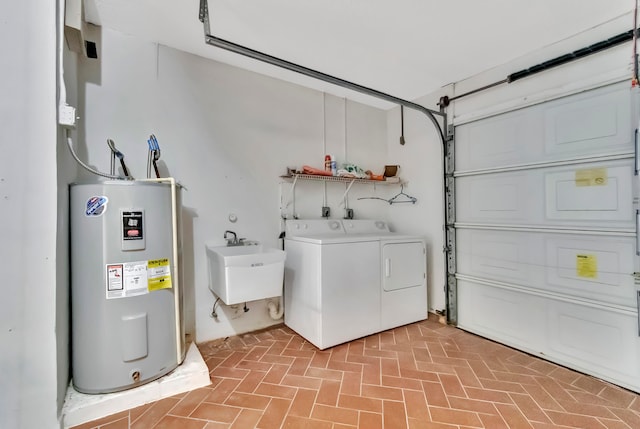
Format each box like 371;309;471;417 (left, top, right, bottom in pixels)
147;258;172;291
576;254;597;278
575;168;607;187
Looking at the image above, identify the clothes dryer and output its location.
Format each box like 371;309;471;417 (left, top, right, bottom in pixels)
342;220;428;331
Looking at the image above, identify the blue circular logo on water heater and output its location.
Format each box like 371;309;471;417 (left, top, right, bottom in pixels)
86;196;108;216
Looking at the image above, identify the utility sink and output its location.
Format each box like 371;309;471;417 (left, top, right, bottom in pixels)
206;244;286;305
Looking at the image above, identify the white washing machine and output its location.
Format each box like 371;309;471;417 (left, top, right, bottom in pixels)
284;219;427;349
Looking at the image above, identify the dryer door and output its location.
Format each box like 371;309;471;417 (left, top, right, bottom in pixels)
381;240;428;331
382;241;425;291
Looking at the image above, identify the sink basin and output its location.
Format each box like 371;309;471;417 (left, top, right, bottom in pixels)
206;244;286;305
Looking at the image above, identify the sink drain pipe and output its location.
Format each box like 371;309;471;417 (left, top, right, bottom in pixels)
268;231;287;320
267;298;284;320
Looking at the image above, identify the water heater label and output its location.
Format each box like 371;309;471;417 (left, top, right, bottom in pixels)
148;258;172;291
106;261;149;299
106;258;172;299
106;264;123;293
85;196;108;216
122;211;144;241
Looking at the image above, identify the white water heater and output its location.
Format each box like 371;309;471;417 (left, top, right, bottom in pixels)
70;180;184;394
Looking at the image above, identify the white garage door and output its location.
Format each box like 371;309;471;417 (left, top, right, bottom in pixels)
453;81;640;392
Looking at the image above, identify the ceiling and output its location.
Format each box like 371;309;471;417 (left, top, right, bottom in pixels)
85;0;636;109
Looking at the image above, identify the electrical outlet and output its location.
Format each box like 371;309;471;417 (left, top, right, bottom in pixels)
344;208;354;219
322;206;330;217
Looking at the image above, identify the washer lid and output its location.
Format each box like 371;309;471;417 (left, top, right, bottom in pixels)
287;234;381;244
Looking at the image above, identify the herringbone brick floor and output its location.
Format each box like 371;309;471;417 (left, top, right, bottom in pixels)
73;315;640;428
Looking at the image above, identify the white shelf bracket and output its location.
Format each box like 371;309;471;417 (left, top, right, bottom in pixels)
283;174;299;209
339;179;356;207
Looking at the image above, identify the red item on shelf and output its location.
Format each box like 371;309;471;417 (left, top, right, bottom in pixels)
302;165;334;176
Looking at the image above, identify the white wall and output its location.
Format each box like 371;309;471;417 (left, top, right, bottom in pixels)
76;27;392;343
0;2;61;429
57;39;80;418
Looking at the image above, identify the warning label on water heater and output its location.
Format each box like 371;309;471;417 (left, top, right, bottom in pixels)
106;264;123;293
147;258;172;291
106;258;172;299
106;261;148;299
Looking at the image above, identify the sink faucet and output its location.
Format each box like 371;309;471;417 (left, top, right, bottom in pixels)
224;230;238;246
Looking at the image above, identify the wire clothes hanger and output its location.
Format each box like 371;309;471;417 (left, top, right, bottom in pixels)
357;184;417;205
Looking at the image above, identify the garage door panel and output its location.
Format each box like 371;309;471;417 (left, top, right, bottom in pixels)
547;237;634;306
468;233;525;282
546;164;633;221
457;112;541;170
458;173;540;223
458;280;640;392
544;85;630;154
553;177;620;212
457;280;547;350
458;229;635;307
456;82;632;172
456;159;634;229
547;301;639;381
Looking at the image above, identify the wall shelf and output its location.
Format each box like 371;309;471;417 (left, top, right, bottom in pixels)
279;173;400;185
279;174;404;216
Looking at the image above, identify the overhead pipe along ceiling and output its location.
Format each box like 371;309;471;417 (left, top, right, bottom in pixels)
198;0;446;144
